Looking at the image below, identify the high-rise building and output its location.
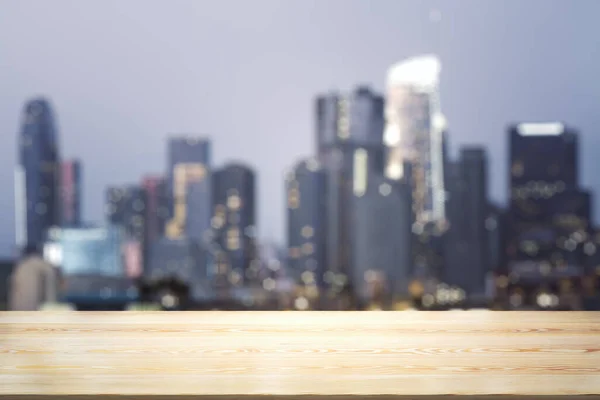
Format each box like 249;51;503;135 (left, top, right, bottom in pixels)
60;160;82;227
286;158;327;288
105;186;146;278
350;153;412;305
444;147;489;296
506;122;590;309
15;98;61;250
212;163;257;286
384;55;446;226
165;164;211;240
141;176;169;246
315;86;385;284
166;137;212;243
383;55;448;279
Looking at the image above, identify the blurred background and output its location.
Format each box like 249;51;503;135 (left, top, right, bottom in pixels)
1;0;600;312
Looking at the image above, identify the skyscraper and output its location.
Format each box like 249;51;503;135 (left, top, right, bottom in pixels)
141;176;169;246
444;147;489;296
384;55;446;226
506;122;590;309
166;163;211;241
60;160;82;227
166;136;212;242
383;55;448;279
15;98;61;250
350;154;412;305
212;163;257;286
286;158;327;288
315;86;385;284
105;185;146;278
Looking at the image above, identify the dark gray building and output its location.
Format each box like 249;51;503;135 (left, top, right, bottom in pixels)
506;122;590;308
142;176;169;247
212;163;257;286
16;98;61;250
315;86;385;286
146;237;209;300
351;169;412;305
286;158;327;287
0;259;15;310
444;147;489;296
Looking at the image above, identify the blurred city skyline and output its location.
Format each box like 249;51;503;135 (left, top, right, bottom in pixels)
2;0;600;257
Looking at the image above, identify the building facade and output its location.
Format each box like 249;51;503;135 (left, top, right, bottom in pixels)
16;98;61;250
350;165;412;306
286;158;327;288
146;237;209;300
212;163;257;286
506;122;590;309
383;55;448;280
315;86;385;285
45;225;124;277
105;186;146;277
384;55;446;226
60;160;82;227
142;176;169;246
444;147;489;297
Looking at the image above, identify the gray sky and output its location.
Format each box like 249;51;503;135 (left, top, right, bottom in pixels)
1;0;600;256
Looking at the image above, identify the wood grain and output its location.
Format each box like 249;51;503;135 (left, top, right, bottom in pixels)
0;311;599;398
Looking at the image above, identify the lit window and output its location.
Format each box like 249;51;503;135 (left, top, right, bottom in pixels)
227;195;241;210
306;158;320;172
226;228;240;250
288;189;300;209
301;271;314;284
229;271;242;286
263;278;276;291
302;243;314;255
301;226;313;238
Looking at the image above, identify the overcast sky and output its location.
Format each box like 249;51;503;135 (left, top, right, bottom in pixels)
1;0;600;256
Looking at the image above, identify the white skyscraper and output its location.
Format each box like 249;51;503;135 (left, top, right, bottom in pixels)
384;55;447;227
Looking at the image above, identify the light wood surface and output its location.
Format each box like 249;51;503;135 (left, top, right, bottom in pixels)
1;311;599;398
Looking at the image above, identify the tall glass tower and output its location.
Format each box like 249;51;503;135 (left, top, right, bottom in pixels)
15;98;61;250
384;55;447;228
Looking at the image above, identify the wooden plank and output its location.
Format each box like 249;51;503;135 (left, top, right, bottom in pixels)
1;311;599;398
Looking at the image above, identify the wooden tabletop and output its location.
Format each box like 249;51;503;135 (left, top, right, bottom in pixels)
1;311;599;398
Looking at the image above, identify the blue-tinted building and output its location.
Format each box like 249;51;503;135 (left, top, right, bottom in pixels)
506;122;590;309
286;158;327;287
315;86;385;284
350;155;413;304
212;163;257;285
15;98;61;250
444;147;489;296
45;225;124;277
